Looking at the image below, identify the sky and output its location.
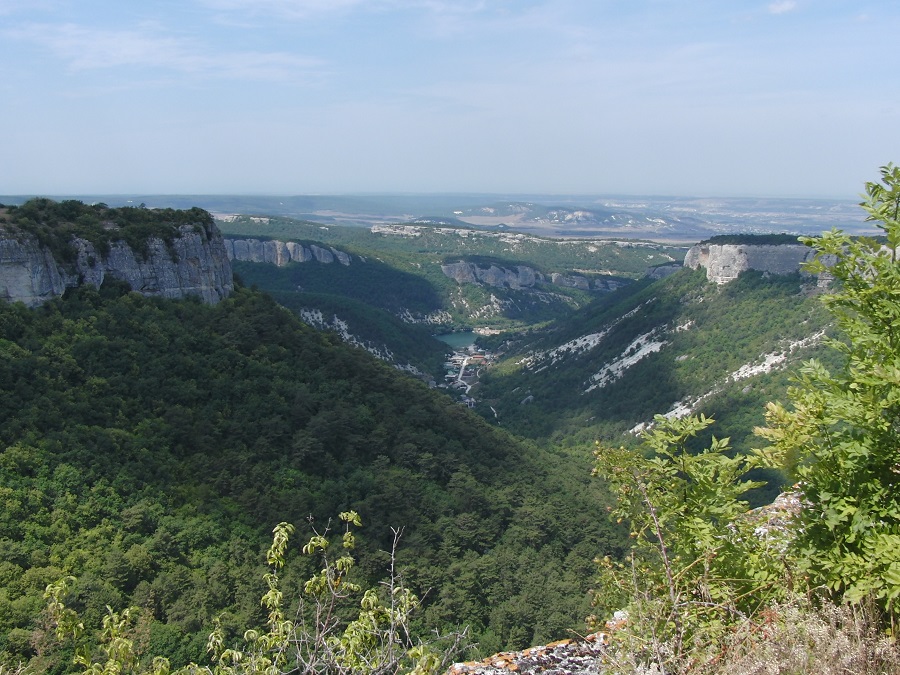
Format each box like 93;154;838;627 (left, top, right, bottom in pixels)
2;0;899;198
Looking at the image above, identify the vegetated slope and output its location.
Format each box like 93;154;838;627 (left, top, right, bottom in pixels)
477;268;834;475
233;252;586;350
233;258;452;377
0;284;622;672
267;289;451;378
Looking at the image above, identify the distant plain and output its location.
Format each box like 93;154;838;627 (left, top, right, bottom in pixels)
0;194;876;243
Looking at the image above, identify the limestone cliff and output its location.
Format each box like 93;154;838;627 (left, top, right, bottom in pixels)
441;261;628;292
224;238;352;266
684;243;819;284
0;225;233;306
441;261;541;289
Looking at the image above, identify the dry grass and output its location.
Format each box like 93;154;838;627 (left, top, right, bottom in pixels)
702;599;900;675
599;598;900;675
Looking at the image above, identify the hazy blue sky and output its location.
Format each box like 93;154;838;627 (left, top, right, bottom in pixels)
2;1;898;197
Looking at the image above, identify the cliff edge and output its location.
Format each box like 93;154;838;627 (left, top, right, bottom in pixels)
0;200;233;306
684;241;819;284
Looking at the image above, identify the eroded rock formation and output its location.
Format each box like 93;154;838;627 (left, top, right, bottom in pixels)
223;238;352;266
441;262;541;289
0;225;233;306
683;243;818;284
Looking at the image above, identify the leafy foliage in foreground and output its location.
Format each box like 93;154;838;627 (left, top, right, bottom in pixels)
758;163;900;617
0;284;622;671
593;165;900;672
591;415;787;671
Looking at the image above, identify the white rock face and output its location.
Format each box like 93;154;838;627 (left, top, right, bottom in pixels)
550;272;591;290
309;245;334;264
646;263;682;280
683;243;818;284
0;225;233;307
0;238;69;305
441;261;544;289
223;238;352;266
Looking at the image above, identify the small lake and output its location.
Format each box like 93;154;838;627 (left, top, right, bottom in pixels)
434;332;477;349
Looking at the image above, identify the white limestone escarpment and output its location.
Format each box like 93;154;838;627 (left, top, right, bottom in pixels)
0;237;69;306
224;238;352;266
0;224;234;307
683;242;820;284
441;261;629;292
440;261;542;289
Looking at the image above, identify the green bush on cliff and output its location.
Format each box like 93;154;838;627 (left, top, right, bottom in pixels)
758;163;900;617
42;513;466;675
0;198;215;262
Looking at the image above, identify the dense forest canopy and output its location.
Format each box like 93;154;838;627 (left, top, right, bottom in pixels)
0;281;622;671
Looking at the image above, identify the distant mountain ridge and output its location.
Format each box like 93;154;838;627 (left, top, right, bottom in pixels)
1;194;872;240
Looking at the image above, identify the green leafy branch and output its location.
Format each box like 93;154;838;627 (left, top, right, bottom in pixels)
592;415;787;672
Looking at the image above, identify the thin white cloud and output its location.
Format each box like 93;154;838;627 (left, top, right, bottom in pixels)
768;1;797;14
0;0;57;15
5;22;323;81
198;0;367;19
197;0;489;20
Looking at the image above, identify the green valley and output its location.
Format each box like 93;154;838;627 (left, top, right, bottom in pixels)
4;177;900;675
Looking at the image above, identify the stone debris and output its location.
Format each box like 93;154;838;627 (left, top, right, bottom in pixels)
747;489;803;542
448;632;611;675
447;491;804;675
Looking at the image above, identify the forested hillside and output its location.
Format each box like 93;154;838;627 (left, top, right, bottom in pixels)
7;175;900;675
0;282;622;672
478;268;834;458
232;259;453;376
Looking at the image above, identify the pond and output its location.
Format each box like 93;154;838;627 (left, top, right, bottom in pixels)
434;332;477;350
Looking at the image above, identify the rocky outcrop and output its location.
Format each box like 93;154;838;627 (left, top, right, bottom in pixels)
448;632;611;675
0;226;233;307
684;243;817;284
0;238;70;306
550;272;591;290
645;262;682;280
442;262;628;292
224;238;352;266
441;262;541;289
